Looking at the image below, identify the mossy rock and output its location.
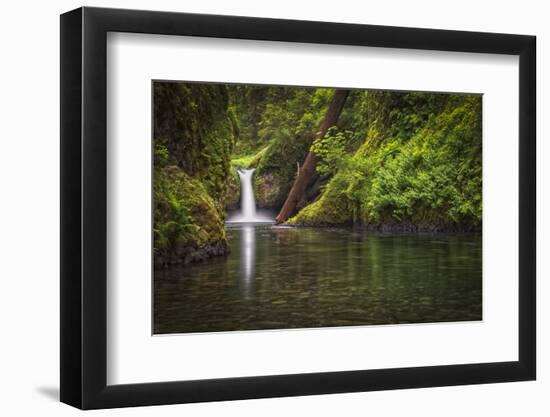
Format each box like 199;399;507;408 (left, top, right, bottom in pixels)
225;168;241;210
154;166;229;268
254;172;283;209
288;172;353;225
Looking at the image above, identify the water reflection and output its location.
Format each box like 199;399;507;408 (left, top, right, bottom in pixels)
239;224;255;298
154;225;482;334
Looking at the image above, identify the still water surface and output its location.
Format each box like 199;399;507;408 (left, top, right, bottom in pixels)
154;225;482;334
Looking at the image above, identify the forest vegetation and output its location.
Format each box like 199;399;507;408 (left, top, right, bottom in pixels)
153;82;482;267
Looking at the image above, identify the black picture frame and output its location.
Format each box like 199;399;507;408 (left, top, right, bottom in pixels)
60;6;536;410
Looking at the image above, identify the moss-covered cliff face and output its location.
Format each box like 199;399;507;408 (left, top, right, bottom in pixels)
154;83;236;201
289;93;482;231
153;83;235;267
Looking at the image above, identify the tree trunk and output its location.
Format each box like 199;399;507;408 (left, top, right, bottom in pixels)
275;89;350;224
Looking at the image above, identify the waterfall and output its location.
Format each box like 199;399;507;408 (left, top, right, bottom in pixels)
238;168;257;220
227;168;272;223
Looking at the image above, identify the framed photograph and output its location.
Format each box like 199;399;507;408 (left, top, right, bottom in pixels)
60;6;536;409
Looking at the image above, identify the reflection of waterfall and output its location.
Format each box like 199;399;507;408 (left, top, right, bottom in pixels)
227;168;273;223
239;225;255;298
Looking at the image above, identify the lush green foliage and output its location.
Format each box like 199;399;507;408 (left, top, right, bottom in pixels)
290;93;482;230
154;82;482;266
311;127;350;177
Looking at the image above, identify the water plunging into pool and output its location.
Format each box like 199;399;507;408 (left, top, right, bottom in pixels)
227;168;273;223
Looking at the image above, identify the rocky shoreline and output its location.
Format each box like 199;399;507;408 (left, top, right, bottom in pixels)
154;240;230;269
285;221;481;233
